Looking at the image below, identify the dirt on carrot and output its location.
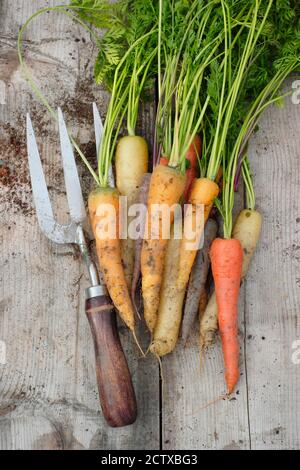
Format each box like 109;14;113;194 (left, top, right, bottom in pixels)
177;178;219;291
182;218;217;344
141;164;186;333
131;172;151;303
89;187;136;332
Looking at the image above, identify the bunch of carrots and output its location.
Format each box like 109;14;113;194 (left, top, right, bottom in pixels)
19;0;300;395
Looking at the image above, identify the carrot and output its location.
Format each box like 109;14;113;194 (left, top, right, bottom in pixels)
200;208;262;348
159;156;169;166
160;137;201;202
183;135;201;202
148;137;203;350
161;135;201;199
141;164;186;333
215;166;223;190
181;218;217;344
232;209;262;277
116;135;148;289
150;218;184;356
147;139;202;350
177;177;219;291
131;172;151;302
88;187;135;332
199;291;219;348
199;288;208;317
210;238;243;394
183;167;197;204
209;167;223;219
186;134;201;169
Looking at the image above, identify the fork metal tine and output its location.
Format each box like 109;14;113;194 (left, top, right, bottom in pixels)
93;101;103;157
26;113;54;224
26;113;77;244
57;107;86;223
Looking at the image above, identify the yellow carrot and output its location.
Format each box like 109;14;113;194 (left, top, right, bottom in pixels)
141;164;186;333
116;135;148;289
150;219;184;356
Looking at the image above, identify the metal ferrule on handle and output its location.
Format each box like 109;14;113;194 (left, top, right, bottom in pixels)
85;285;107;299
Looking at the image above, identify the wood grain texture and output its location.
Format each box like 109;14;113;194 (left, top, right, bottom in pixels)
161;77;300;450
0;0;159;450
162;186;251;450
0;0;300;451
245;77;300;450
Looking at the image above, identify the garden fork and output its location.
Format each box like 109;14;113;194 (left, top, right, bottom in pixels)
26;104;137;427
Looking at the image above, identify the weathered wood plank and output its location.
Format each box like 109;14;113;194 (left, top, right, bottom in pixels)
162;187;251;450
0;0;159;450
245;77;300;449
162;78;300;450
1;0;300;451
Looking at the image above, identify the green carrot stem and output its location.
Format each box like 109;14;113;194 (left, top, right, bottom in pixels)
242;158;255;211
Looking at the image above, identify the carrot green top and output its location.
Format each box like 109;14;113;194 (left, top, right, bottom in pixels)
17;0;300;202
156;0;222;171
201;0;300;238
17;1;158;188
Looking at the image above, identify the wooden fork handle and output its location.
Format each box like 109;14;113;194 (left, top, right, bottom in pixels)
85;292;137;427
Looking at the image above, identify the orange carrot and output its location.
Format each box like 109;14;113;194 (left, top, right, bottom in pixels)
184;134;202;203
88;187;135;332
161;155;197;205
205;166;223;218
215;166;223;190
210;238;243;393
177;177;219;291
183;168;197;204
141;164;186;333
185;134;201;169
160;135;201;202
159;156;169;166
200;208;262;349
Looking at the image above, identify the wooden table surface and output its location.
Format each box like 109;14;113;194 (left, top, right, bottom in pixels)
0;0;300;450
